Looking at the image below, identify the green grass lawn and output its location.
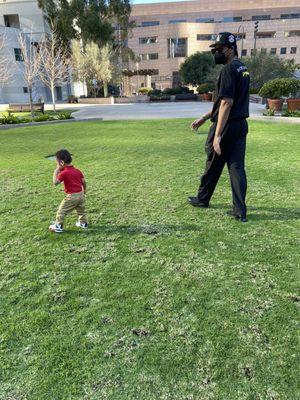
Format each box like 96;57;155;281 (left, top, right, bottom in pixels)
0;119;299;400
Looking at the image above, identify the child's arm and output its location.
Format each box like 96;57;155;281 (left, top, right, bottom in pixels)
82;178;87;194
53;167;62;186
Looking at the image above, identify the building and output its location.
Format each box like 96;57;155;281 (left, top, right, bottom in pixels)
128;0;300;90
0;0;84;104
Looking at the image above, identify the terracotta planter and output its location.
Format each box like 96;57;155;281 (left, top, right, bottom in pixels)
202;92;213;101
287;98;300;111
267;98;284;112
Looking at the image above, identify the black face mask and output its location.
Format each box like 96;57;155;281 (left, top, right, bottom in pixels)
214;51;226;65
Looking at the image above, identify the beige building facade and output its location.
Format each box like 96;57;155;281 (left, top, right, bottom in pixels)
128;0;300;91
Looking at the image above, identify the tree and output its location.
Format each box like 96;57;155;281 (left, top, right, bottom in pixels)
17;32;42;117
243;51;300;91
179;52;215;87
0;30;11;88
37;0;76;50
38;0;131;49
72;41;112;98
39;27;71;111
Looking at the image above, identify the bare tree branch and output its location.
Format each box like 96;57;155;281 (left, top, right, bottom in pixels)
17;31;42;116
39;26;71;111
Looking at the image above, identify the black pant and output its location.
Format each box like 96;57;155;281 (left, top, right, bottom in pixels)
197;119;248;217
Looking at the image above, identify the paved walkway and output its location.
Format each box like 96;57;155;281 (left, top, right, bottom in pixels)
72;101;267;121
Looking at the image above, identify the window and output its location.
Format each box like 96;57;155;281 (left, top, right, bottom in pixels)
270;48;277;54
256;32;276;39
14;48;23;61
139;37;158;44
141;21;159;27
280;47;287;55
148;53;158;60
139;53;158;60
261;48;267;54
241;49;247;56
223;16;242;22
281;13;300;19
168;38;187;58
172;71;181;87
169;19;187;24
196;17;214;23
23;87;28;94
4;14;20;28
252;15;271;21
285;30;300;37
291;47;297;54
251;49;255;56
197;34;214;41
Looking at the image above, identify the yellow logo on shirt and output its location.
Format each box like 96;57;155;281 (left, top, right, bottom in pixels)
242;71;250;77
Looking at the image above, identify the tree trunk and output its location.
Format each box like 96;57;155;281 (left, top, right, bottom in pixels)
103;82;108;98
51;83;56;112
29;86;34;118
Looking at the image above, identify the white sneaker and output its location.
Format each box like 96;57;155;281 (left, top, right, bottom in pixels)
49;222;63;233
75;221;88;229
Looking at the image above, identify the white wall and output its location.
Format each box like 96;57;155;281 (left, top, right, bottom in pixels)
0;0;85;104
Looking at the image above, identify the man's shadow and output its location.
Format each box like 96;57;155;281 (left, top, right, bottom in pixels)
212;204;300;221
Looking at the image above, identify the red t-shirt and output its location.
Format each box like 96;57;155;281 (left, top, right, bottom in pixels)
57;166;84;194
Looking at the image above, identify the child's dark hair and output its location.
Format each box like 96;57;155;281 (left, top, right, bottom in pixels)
56;149;72;164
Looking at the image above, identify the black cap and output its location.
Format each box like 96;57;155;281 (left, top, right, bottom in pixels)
209;32;237;48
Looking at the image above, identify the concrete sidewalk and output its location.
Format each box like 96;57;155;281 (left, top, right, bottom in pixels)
71;101;267;121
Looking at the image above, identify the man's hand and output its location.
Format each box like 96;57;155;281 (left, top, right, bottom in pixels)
213;135;221;155
190;118;206;131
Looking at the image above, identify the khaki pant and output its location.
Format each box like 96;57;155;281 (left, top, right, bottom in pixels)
56;191;87;225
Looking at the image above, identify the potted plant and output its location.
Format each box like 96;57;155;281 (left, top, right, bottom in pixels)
286;78;300;112
258;78;292;112
197;82;215;101
68;94;78;103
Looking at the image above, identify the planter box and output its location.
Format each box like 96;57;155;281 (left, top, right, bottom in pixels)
79;97;114;105
287;98;300;111
175;93;198;101
201;93;213;101
114;96;149;104
267;98;284;112
149;95;171;102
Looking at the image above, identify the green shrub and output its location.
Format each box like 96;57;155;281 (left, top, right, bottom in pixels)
163;87;182;95
282;110;300;117
58;111;73;120
138;87;152;95
259;78;300;99
148;89;162;96
33;114;53;122
263;108;276;116
0;111;20;124
249;88;260;94
197;82;215;94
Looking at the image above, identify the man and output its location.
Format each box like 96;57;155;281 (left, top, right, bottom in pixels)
189;32;250;222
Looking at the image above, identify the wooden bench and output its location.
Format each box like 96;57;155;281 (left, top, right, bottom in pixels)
8;103;45;113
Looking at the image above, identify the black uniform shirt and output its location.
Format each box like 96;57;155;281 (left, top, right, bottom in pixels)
211;59;250;122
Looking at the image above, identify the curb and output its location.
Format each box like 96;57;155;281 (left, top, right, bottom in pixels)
0;117;103;130
249;116;300;124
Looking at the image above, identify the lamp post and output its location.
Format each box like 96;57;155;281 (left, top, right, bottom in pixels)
237;25;245;58
253;20;259;57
